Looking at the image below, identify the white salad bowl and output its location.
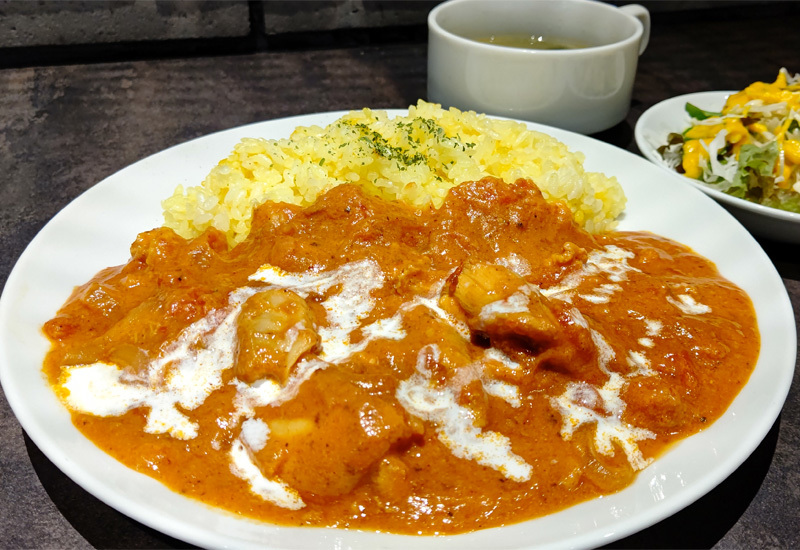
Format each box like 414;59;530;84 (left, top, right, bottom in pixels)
635;90;800;243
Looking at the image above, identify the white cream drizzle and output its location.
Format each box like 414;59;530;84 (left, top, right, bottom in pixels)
482;347;522;370
550;374;655;471
553;307;658;469
396;346;532;481
636;319;662;349
667;294;712;315
541;245;640;303
627;350;655;377
399;280;471;340
478;287;532;321
229;439;305;510
62;286;259;439
580;283;622;304
645;319;663;336
241;417;270;452
482;379;521;408
495;253;531;277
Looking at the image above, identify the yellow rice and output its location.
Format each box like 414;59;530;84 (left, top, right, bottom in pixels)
162;100;626;247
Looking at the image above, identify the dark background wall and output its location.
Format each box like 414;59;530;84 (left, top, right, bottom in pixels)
0;0;797;69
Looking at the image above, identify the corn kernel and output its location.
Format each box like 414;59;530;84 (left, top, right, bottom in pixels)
783;139;800;165
682;140;710;179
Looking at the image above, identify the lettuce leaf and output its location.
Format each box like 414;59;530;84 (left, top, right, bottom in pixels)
685;103;722;121
763;191;800;214
732;141;779;200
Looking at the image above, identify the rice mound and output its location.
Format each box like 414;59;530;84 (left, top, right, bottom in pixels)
162;100;626;247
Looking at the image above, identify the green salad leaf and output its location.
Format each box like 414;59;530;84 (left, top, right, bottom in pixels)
732;141;779;200
763;191;800;214
685;103;722;121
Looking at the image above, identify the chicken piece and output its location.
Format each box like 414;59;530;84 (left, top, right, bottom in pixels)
622;376;691;432
235;289;320;384
571;425;636;493
412;311;474;385
373;455;410;500
251;368;415;499
451;263;524;316
452;262;602;380
453;262;560;349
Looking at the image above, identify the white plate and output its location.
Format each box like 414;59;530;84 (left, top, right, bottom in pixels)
634;90;800;243
0;111;796;550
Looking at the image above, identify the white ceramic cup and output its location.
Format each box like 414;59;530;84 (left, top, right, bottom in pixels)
427;0;650;134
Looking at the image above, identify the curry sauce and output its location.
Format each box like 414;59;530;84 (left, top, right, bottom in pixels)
43;178;759;534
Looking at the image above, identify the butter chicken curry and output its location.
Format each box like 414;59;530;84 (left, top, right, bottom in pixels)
43;177;758;533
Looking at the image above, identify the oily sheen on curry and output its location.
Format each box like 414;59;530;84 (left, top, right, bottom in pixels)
43;178;758;534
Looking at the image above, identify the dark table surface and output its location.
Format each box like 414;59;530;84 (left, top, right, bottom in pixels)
1;7;799;550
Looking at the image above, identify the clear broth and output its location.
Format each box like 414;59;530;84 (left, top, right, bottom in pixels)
473;33;590;50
